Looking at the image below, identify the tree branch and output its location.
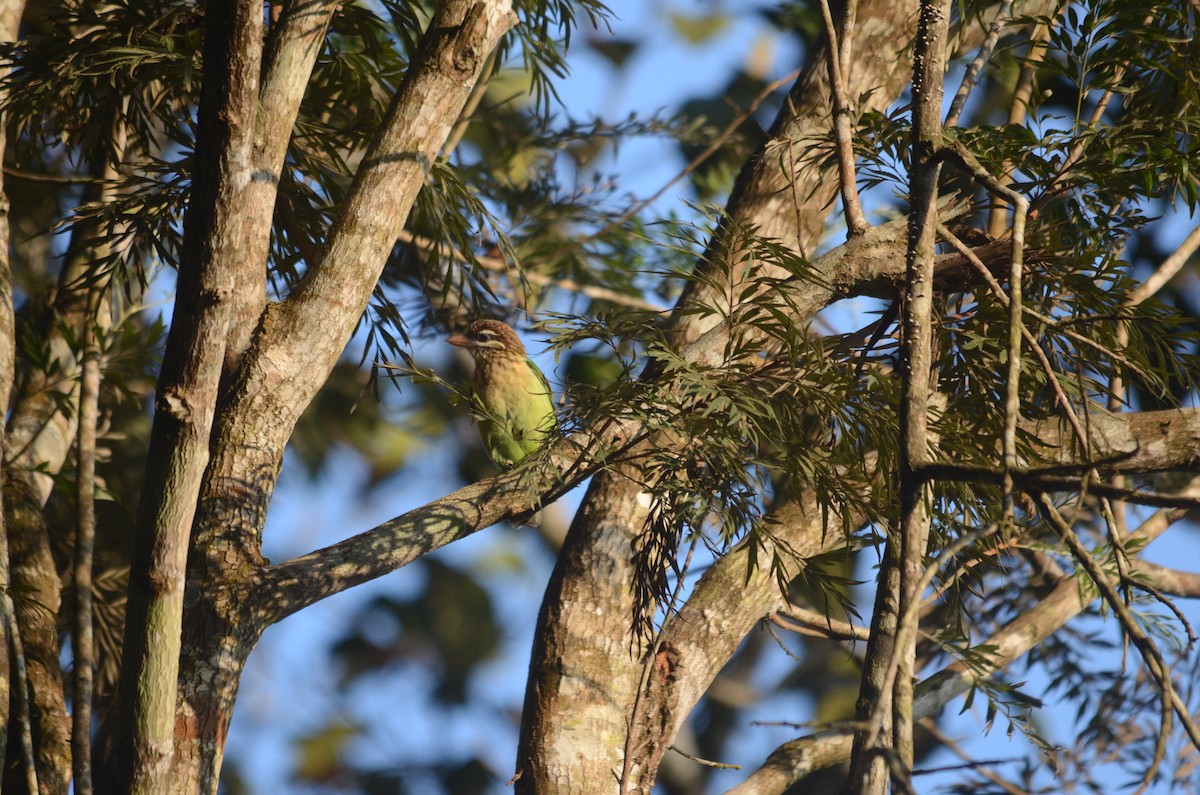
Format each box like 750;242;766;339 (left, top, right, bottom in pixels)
220;0;341;378
250;429;626;622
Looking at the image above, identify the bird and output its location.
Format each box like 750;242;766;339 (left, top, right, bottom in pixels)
446;319;556;468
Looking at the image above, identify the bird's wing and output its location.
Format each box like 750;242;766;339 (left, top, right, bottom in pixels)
525;357;557;426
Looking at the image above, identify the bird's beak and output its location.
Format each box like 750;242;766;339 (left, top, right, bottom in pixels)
446;333;471;348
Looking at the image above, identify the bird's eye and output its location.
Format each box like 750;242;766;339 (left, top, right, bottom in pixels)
475;330;494;342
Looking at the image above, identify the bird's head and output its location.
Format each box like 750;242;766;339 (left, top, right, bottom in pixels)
446;319;527;364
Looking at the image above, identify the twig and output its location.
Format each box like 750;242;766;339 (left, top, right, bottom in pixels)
559;69;803;261
945;1;1014;127
942;142;1030;526
772;608;870;642
864;524;1000;753
818;0;869;236
919;719;1030;795
620;541;698;792
936;223;1090;453
1041;14;1157;205
2;165;98;184
668;744;741;770
72;291;102;795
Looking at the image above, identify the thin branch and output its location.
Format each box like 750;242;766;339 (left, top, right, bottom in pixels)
2;165;98;184
936;222;1156;384
864;525;999;753
552;68;803;261
71;291;101;795
936;223;1090;454
818;0;869;236
919;719;1030;795
945;1;1013;127
772;608;870;642
943;141;1030;523
726;478;1200;795
668;745;741;770
988;12;1055;236
1128;222;1200;305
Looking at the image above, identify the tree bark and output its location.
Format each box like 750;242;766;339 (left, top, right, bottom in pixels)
0;0;26;781
112;0;264;790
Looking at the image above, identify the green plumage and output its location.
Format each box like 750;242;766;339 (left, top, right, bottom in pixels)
447;320;556;468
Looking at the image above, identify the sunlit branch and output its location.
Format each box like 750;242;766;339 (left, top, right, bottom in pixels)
945;0;1013;127
1129;222;1200;305
987;10;1055;237
818;0;869;237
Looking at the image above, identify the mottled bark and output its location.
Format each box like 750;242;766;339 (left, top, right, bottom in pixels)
5;481;70;794
0;0;22;774
221;0;341;381
887;1;951;789
112;0;264;790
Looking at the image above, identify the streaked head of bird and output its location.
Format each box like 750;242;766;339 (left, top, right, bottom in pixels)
446;319;527;366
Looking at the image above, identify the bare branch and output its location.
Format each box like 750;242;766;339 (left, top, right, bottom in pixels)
71;290;101;795
1129;222;1200;305
945;1;1013;127
818;0;869;237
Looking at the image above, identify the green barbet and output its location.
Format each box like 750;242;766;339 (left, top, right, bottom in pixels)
446;319;556;467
